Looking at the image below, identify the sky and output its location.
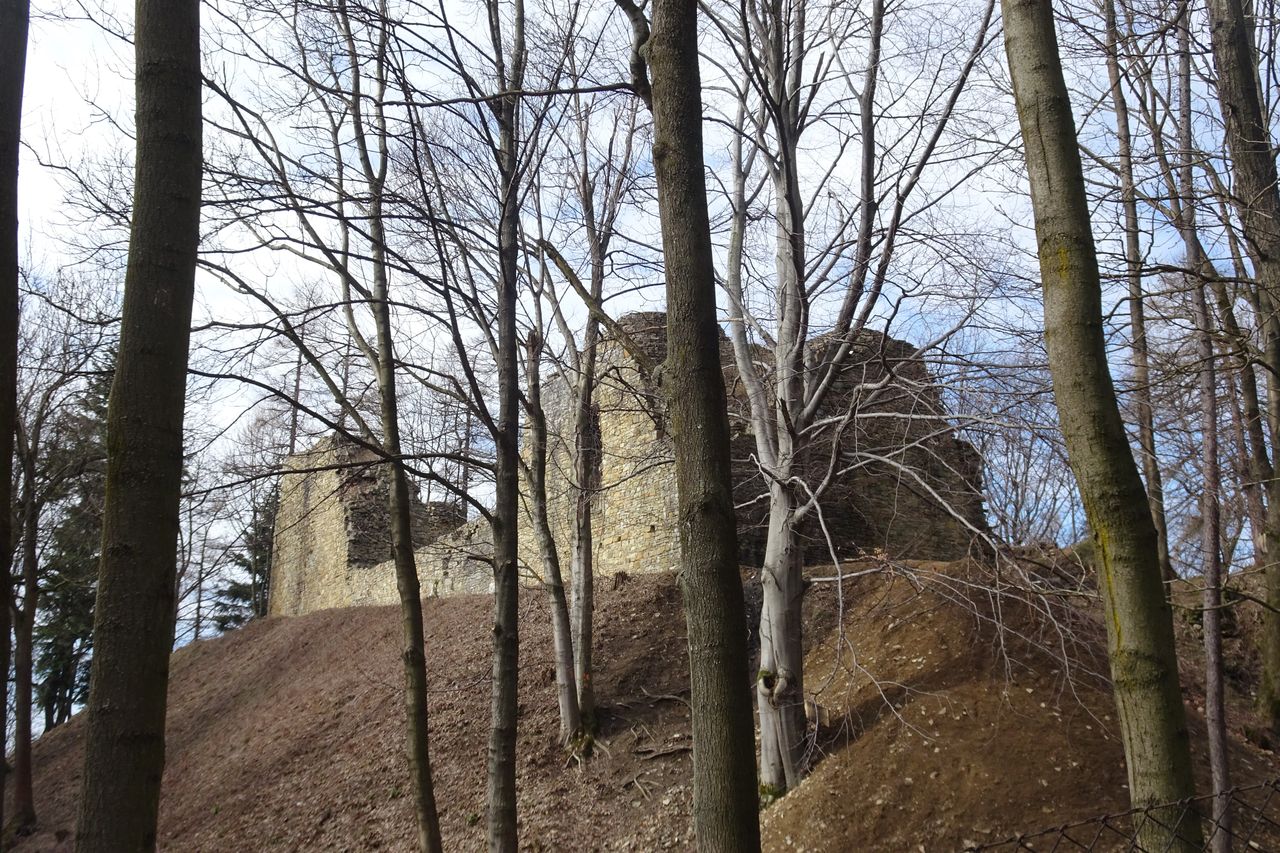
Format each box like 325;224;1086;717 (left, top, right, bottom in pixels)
20;3;133;269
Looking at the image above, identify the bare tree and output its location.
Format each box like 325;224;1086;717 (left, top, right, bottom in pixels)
0;0;30;837
621;0;763;846
1204;0;1280;736
698;0;999;791
74;0;203;846
1100;0;1173;584
533;88;643;740
1000;0;1201;848
9;279;110;833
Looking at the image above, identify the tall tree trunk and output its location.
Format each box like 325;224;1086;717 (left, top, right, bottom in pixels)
1177;12;1232;843
569;369;598;729
0;0;30;841
1205;0;1280;736
337;0;445;840
1103;0;1173;585
74;0;203;846
487;89;523;853
1193;279;1233;851
524;333;583;746
12;603;34;832
1000;1;1201;848
756;9;811;790
757;485;806;795
648;0;761;847
372;302;445;853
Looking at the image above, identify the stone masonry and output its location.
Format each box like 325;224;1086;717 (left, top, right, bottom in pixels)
269;314;988;616
267;435;488;616
526;312;989;579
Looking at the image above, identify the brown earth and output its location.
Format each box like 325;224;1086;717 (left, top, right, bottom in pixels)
9;561;1279;851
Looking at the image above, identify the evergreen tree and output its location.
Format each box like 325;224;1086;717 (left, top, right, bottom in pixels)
210;484;276;632
33;364;109;730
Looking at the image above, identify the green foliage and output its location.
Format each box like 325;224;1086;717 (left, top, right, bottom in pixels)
33;360;110;729
210;484;277;632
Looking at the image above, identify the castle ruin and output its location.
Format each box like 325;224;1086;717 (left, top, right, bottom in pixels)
269;313;988;616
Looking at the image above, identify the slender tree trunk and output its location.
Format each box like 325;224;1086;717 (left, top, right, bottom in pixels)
0;0;30;841
756;26;811;790
1103;0;1173;586
1000;1;1201;848
12;603;34;832
487;89;523;853
524;333;583;746
193;563;204;641
334;2;445;843
12;481;38;833
74;0;203;846
1193;279;1233;851
367;203;444;853
569;323;600;731
757;484;806;795
1206;0;1280;736
648;0;761;847
372;315;445;853
1177;14;1232;842
569;388;597;728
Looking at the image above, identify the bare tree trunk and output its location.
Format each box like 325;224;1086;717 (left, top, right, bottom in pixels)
568;285;602;732
0;0;30;840
1001;1;1201;848
1176;14;1232;843
74;0;203;845
488;80;524;853
12;599;34;831
757;485;806;794
334;1;445;843
1205;0;1280;735
372;308;445;853
755;0;813;792
1103;0;1173;586
12;467;39;833
1193;279;1233;851
569;366;598;729
647;0;761;846
524;332;583;746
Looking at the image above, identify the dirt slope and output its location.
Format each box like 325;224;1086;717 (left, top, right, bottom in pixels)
10;562;1278;851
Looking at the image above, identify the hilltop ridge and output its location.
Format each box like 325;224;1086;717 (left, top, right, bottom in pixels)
10;560;1277;851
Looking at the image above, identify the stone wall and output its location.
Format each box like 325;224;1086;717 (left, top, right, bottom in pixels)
268;435;485;616
523;312;989;579
269;313;989;616
359;519;495;602
517;312;682;579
